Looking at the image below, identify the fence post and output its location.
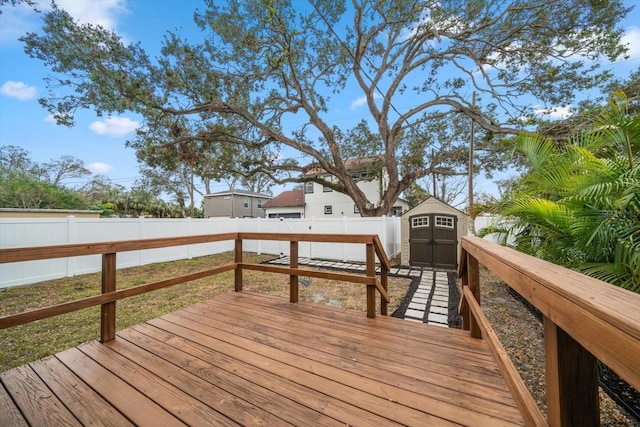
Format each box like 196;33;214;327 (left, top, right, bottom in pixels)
234;238;243;292
290;240;299;303
66;216;76;277
366;242;376;319
100;253;117;343
342;216;348;262
395;216;401;256
544;316;599;426
138;216;144;267
380;215;388;258
257;217;262;255
309;216;314;260
187;217;192;259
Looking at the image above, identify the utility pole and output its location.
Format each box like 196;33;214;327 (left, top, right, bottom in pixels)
468;92;476;235
431;148;437;199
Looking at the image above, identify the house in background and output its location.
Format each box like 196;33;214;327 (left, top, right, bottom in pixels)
262;189;305;218
264;157;409;219
302;157;409;218
203;190;272;218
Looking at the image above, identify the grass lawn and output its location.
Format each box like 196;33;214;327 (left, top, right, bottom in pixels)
0;251;411;372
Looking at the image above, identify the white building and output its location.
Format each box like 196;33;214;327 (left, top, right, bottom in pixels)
265;158;409;218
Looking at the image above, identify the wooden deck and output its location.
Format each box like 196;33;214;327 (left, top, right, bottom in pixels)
1;291;525;426
3;232;639;425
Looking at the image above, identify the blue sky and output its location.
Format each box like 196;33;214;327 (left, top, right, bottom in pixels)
1;0;639;203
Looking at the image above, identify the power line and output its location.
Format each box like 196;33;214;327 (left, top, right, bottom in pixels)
308;1;408;123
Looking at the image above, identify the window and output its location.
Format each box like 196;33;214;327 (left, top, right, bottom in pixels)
322;174;333;192
412;216;429;228
223;195;231;200
354;205;360;214
257;199;263;208
352;170;371;181
243;197;249;209
435;215;454;228
324;205;333;215
304;182;314;193
392;206;403;216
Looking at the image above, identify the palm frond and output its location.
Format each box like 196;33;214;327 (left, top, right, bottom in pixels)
515;132;556;171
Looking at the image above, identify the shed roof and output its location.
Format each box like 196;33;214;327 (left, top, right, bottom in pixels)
401;196;467;218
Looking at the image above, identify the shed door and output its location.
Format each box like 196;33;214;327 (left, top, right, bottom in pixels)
409;214;458;269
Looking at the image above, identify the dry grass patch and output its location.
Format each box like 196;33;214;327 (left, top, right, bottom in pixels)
1;252;410;372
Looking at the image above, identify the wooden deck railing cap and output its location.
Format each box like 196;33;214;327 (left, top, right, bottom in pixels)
461;236;640;337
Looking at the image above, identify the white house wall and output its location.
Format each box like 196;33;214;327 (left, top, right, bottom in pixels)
304;179;384;218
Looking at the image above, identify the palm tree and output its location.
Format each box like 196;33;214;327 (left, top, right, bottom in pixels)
485;92;639;291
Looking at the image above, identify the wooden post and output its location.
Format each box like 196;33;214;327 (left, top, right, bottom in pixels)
234;238;243;292
290;240;299;303
380;265;388;316
459;252;470;331
366;243;376;319
544;316;600;427
100;253;116;343
467;253;482;338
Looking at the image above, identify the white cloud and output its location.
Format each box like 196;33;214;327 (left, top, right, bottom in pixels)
87;162;113;173
44;112;74;123
0;2;38;44
622;26;640;59
350;96;368;110
89;116;140;136
350;93;382;110
534;105;574;120
54;0;129;30
0;80;37;100
1;0;128;45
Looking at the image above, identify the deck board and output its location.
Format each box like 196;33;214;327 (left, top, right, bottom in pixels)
1;292;526;426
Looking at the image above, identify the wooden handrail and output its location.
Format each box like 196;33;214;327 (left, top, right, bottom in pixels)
1;232;392;338
0;264;237;330
0;232;239;263
461;286;549;426
459;235;640;426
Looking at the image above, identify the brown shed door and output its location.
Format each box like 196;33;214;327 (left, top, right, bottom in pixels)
409;214;457;269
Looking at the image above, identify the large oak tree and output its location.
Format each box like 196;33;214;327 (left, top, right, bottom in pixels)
21;0;630;215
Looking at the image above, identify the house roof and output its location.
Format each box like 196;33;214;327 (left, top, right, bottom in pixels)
204;189;272;198
262;189;304;208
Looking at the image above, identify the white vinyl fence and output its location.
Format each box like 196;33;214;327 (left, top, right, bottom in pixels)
0;216;401;289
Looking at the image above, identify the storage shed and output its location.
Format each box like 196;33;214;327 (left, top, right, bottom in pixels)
400;197;468;269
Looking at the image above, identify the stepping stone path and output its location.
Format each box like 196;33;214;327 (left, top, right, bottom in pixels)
266;256;449;327
403;271;449;327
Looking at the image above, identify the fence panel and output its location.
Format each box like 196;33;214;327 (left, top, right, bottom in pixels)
0;218;70;286
1;215;401;288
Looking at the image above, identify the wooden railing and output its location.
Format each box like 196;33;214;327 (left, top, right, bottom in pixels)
458;236;640;427
0;232;391;343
